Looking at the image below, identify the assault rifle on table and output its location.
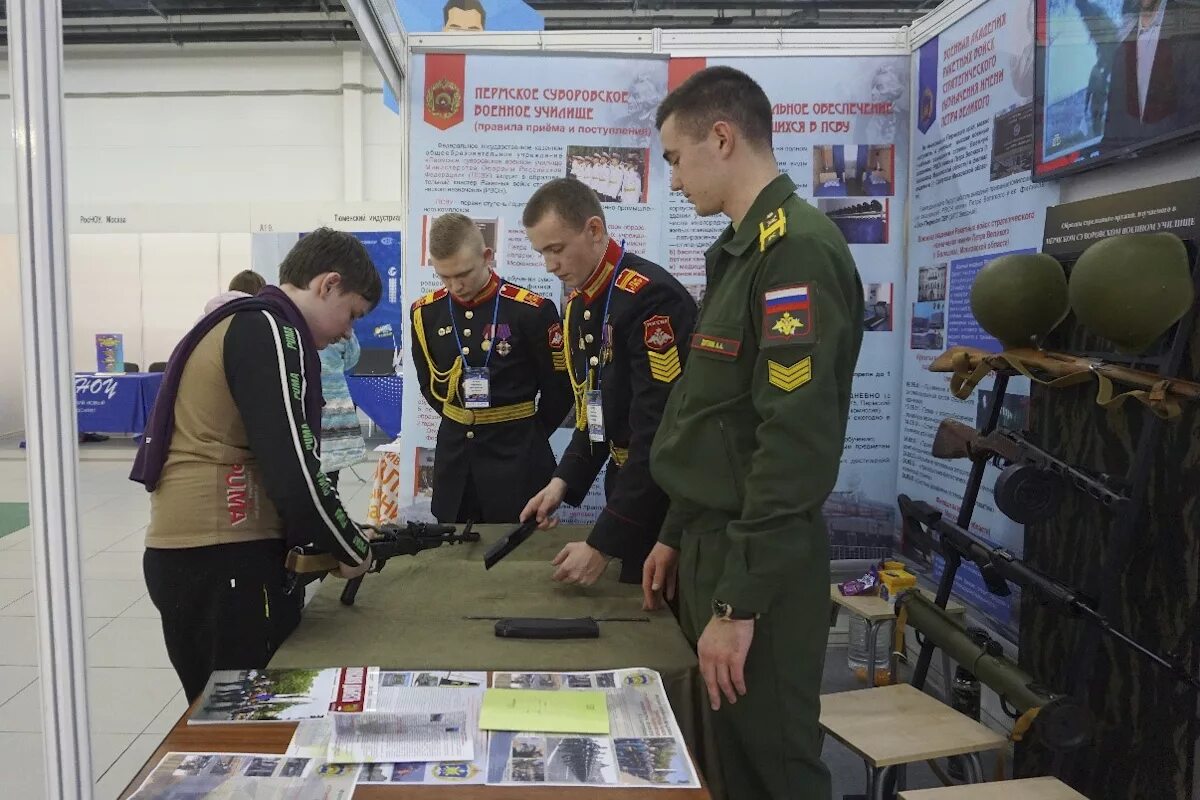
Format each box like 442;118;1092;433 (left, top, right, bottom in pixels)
284;521;479;606
931;418;1130;523
898;494;1199;689
929;346;1200;418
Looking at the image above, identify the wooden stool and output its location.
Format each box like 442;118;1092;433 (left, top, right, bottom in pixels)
898;776;1088;798
829;585;965;690
820;684;1006;800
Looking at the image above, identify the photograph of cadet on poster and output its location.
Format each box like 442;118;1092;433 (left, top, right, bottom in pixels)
817;199;889;244
825;489;895;561
917;264;948;302
910;300;946;350
565;146;650;204
811;144;895;197
863;282;894;332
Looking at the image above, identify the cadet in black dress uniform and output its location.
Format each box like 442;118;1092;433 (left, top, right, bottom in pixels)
410;213;572;523
519;179;697;585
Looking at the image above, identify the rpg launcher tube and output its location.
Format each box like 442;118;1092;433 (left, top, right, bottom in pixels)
898;591;1089;752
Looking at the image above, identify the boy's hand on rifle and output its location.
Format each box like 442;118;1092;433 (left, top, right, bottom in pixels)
336;556;372;580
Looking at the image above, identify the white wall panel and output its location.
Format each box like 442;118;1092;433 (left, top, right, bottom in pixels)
67;145;345;205
363;65;405;202
140;233;221;366
66;95;343;149
218;233;254;291
1060;140;1200;205
69;234;144;372
63;50;344;94
64;94;344;204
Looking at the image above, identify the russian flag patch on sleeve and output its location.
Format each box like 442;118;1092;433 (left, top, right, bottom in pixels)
762;283;815;345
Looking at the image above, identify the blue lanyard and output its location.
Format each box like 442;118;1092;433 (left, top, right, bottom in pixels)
584;240;625;389
447;277;503;369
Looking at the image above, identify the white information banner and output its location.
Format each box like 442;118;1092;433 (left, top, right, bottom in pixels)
664;54;911;560
401;51;669;521
900;0;1060;638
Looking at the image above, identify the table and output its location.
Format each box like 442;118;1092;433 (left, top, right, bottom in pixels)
347;375;402;439
898;777;1087;799
120;525;713;799
119;672;710;800
820;684;1007;800
829;585;965;691
74;372;162;435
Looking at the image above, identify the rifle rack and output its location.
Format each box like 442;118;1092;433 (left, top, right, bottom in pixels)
901;238;1200;793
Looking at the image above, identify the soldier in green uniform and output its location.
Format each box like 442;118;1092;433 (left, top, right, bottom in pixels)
644;66;864;800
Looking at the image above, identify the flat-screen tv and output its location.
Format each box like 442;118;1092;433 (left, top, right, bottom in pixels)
1033;0;1200;181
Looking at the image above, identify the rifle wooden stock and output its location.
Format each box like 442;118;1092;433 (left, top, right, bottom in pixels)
284;549;340;576
930;346;1200;418
931;418;1020;462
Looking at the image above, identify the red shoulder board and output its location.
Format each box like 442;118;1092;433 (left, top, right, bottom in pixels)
411;287;447;310
615;268;650;295
500;283;546;307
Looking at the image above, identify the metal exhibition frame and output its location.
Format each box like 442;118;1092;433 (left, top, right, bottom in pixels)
5;1;94;799
2;0;1003;796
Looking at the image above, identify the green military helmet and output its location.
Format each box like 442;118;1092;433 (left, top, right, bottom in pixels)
1068;233;1194;353
970;252;1069;348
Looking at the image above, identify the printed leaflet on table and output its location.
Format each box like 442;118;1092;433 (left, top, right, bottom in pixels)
486;667;700;789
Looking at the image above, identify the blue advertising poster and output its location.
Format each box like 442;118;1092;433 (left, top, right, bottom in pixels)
347;232;403;439
383;1;545;112
350;231;403;373
393;0;542;32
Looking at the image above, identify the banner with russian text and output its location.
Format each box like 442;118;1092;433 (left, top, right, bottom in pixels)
665;54;911;561
400;51;669;523
898;0;1060;640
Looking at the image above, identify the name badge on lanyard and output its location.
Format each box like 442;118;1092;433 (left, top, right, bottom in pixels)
585;389;605;443
463;367;491;409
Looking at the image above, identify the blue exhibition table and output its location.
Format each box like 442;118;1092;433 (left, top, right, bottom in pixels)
74;372;163;436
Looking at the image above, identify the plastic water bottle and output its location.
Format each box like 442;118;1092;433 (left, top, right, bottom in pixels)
948;666;982;780
846;616;893;684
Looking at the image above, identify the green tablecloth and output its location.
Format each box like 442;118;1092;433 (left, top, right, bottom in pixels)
271;524;719;795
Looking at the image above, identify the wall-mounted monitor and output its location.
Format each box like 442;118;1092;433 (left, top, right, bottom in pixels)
1033;0;1200;181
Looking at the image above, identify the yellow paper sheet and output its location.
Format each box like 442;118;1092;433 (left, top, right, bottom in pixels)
478;688;610;735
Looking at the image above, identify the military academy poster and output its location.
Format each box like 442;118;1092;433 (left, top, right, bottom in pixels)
402;48;916;548
400;51;669;522
898;0;1060;639
663;54;911;561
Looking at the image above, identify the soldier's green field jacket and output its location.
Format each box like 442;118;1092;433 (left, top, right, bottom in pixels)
650;174;864;613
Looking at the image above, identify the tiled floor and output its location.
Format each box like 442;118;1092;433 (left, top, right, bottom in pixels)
0;448;378;800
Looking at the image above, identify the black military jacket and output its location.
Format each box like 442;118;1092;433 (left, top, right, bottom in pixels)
555;239;698;582
410;272;573;523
